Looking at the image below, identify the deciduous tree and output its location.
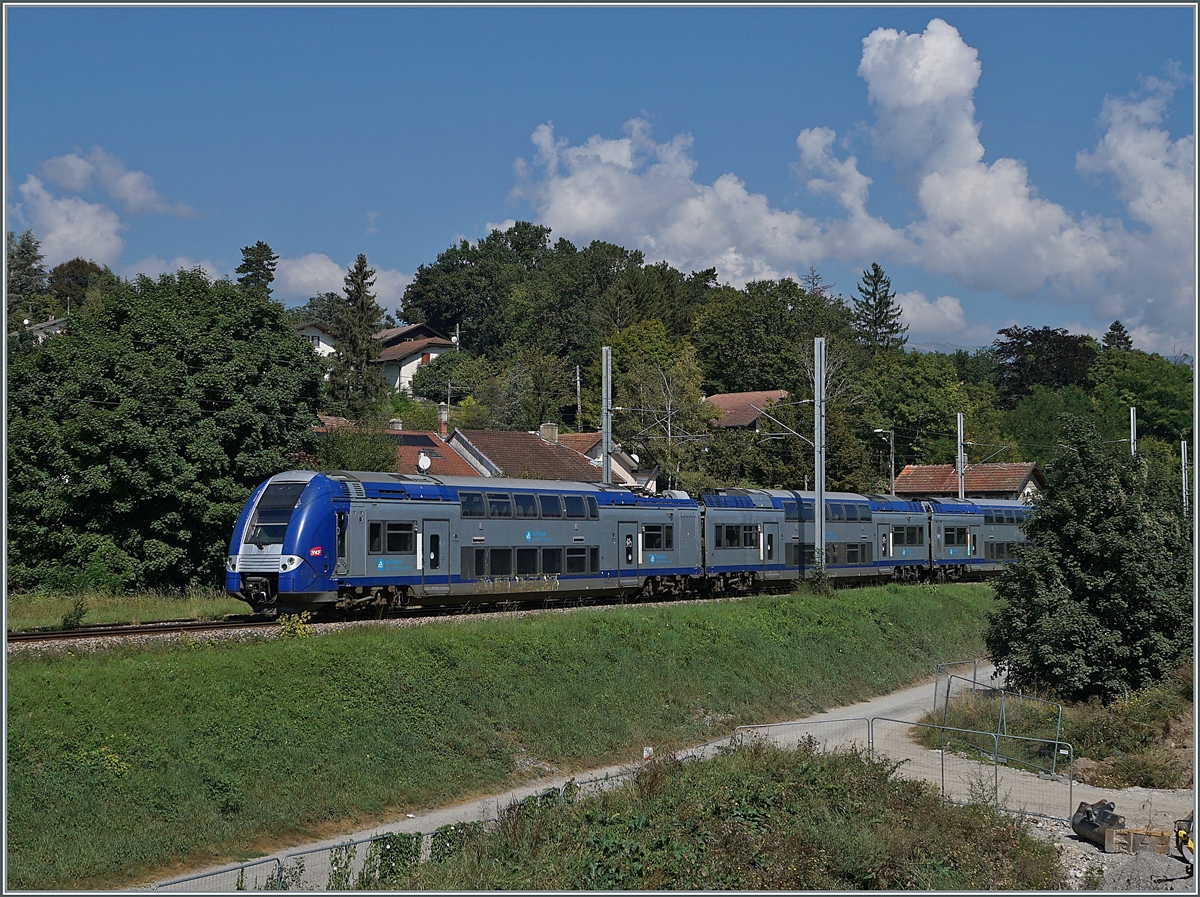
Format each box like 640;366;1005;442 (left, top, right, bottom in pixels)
985;417;1192;701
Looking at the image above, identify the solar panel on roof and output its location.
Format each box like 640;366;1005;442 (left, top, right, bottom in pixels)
400;434;436;446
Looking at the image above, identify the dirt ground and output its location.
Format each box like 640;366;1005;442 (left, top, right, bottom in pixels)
1023;814;1195;891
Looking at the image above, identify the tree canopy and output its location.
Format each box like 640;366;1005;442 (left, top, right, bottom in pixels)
235;240;280;300
328;254;387;417
851;262;908;354
6;267;323;592
985;417;1192;701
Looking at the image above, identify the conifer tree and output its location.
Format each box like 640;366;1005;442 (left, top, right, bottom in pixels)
235;240;279;300
6;230;50;329
328;253;387;417
1101;319;1134;352
851;262;908;354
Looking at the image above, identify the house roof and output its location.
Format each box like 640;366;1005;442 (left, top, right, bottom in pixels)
293;321;333;335
557;432;603;455
893;463;1046;497
706;390;789;428
451;429;603;481
315;414;352;430
378;335;455;363
384;430;481;477
374;322;451;348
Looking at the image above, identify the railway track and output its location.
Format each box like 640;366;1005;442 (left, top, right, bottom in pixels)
5;617;277;643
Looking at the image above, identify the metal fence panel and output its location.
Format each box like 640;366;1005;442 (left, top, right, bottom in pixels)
933;658;989;713
733;716;870;752
153;857;281;891
870;717;1074;821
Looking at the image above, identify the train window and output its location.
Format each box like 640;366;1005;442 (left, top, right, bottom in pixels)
783;501;798;521
827;543;840;564
828;503;844;521
428;534;441;570
1004;510;1016;525
590;546;600;572
386;522;416;554
714;525;723;548
368;521;383;554
893;525;924;546
336;512;347;562
844;505;858;521
488;494;513;518
644;525;664;550
984;511;994;525
542;547;563;574
586;496;599;519
248;482;306;546
460;492;485;518
724;525;741;548
516;547;539;575
563;495;587;519
1015;510;1026;523
566;547;587;574
743;526;759;549
855;505;872;522
461;547;486;578
846;543;860;563
513;494;539;518
944;526;967;547
664;525;674;551
766;533;774;561
489;548;512;576
539;494;562;518
802;545;815;566
801;501;814;522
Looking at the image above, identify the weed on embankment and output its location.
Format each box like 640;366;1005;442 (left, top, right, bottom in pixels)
5;586;247;631
7;582;994;889
391;739;1064;890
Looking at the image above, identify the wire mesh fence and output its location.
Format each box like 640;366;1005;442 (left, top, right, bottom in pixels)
933;657;993;713
731;716;870;752
151;856;282;891
870;716;1074;821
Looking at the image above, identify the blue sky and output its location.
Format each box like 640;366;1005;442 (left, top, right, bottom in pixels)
4;5;1196;354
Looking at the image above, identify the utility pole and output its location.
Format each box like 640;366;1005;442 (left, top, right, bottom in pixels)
601;346;612;485
576;365;582;427
1184;440;1190;516
1130;406;1137;456
957;412;965;499
874;427;895;494
814;338;826;570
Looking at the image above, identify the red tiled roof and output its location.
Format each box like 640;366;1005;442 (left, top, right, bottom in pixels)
893;463;1045;496
385;430;480;477
557;432;602;455
706;390;788;428
453;429;602;481
315;414;352;430
378;336;454;362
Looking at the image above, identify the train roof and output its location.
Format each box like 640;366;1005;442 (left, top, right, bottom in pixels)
317;471;695;507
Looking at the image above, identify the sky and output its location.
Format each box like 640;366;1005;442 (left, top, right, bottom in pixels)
4;5;1196;355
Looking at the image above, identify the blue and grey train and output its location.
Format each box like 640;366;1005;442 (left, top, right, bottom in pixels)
225;470;1029;615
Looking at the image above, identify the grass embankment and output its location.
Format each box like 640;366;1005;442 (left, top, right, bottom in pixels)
381;741;1062;890
8;582;993;889
918;664;1194;789
5;587;247;631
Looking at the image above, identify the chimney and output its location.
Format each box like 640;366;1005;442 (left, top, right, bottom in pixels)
437;402;449;438
539;422;559;444
388;418;404;431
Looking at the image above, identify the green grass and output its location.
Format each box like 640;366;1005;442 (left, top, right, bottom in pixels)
6;582;995;889
377;740;1063;890
5;587;249;631
918;664;1193;788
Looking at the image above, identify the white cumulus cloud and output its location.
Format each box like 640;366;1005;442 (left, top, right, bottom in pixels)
275;253;411;318
125;255;228;283
896;289;966;339
40;146;192;217
14;175;126;266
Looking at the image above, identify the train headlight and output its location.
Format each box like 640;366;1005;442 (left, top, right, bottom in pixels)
226;555;237;572
280;555;302;571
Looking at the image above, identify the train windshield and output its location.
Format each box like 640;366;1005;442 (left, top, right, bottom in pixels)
246;482;307;547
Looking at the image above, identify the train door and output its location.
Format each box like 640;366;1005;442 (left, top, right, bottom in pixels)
969;523;981;572
422;519;450;596
763;521;779;579
877;523;892;575
618;521;639;587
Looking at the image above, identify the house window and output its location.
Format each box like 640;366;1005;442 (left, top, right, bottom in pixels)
421;352;431;364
